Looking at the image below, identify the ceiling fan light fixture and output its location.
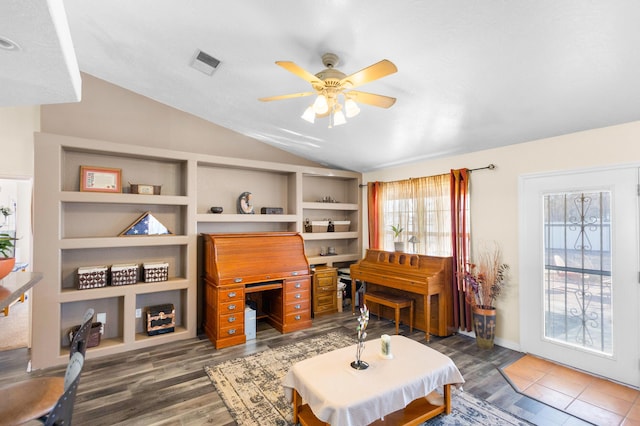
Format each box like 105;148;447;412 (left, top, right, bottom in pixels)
313;94;329;114
344;98;360;118
333;108;347;126
301;106;315;123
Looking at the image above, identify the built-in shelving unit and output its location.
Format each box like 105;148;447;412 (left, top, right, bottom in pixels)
32;132;361;369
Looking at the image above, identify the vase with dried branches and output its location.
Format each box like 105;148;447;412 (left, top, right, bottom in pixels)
351;305;370;370
463;242;509;349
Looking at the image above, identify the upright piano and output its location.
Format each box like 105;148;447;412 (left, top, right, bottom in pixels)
350;250;454;339
202;232;312;349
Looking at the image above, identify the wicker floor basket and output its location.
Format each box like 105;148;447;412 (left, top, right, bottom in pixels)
69;322;102;348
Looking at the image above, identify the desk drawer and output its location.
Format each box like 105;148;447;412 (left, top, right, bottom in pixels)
285;310;311;325
219;287;244;302
220;312;243;327
285;278;310;294
316;285;335;294
220;300;243;315
219;322;244;338
285;298;310;315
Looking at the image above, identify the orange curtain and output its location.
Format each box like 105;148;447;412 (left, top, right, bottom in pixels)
450;168;472;331
367;182;381;249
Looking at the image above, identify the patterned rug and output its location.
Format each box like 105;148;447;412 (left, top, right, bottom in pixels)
205;331;531;425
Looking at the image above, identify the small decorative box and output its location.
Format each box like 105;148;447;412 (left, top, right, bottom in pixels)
146;304;175;336
143;262;169;283
129;183;162;195
111;263;138;286
77;266;108;290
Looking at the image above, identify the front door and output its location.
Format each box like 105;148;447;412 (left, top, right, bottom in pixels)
520;165;639;387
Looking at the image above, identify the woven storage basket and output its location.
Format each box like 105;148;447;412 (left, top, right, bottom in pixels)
332;220;350;232
77;266;108;290
111;263;138;286
311;220;329;233
143;262;169;282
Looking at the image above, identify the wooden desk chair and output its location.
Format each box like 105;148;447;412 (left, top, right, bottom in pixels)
0;309;93;425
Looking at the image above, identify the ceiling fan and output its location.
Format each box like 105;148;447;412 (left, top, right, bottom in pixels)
259;53;397;127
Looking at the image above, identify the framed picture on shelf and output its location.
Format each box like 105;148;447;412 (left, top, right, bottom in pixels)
80;166;122;193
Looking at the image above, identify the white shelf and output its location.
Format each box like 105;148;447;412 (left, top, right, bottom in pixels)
302;202;359;210
59;235;189;249
196;213;298;223
307;253;360;265
60;191;189;205
302;232;359;240
59;278;190;302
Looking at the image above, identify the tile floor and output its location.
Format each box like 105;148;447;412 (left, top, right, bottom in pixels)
503;354;640;425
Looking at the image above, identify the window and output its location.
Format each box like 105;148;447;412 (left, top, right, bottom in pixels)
380;174;453;256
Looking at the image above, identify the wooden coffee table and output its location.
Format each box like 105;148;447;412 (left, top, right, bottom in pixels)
282;335;464;426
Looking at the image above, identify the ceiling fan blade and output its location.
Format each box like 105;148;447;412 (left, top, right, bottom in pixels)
258;92;316;102
340;59;397;89
346;91;396;108
275;61;323;86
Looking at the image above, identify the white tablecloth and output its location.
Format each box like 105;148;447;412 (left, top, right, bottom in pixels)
282;335;464;426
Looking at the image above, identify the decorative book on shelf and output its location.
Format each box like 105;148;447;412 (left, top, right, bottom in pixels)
119;211;172;236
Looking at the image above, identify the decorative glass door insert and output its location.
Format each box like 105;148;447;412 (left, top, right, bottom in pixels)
543;191;612;354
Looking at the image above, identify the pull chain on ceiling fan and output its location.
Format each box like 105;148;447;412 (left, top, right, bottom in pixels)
259;53;398;128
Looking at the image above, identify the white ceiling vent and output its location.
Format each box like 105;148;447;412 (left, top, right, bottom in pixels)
190;49;221;76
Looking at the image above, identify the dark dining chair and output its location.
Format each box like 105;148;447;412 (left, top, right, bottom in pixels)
69;308;95;358
0;309;93;425
41;352;85;425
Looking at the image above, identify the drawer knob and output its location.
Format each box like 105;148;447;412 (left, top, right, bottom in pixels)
228;304;236;310
228;291;236;298
295;283;301;288
295;294;301;299
228;329;236;335
294;304;301;309
295;315;301;320
228;316;236;323
292;271;298;276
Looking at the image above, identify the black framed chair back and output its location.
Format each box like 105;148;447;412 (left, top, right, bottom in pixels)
70;308;94;358
43;352;84;425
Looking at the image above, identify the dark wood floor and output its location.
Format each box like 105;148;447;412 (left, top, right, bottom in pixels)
0;310;592;425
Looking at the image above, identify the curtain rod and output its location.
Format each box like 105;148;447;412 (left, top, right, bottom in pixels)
469;164;495;172
358;164;496;187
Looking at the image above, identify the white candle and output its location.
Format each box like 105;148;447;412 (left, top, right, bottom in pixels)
381;334;391;356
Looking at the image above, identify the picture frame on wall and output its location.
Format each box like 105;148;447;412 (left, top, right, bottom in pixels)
80;166;122;193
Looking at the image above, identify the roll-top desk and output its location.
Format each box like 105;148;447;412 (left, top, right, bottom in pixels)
202;232;312;349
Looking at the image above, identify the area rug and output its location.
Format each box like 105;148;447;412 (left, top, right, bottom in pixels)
204;332;531;425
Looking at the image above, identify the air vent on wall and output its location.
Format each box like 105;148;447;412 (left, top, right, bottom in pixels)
190;49;221;76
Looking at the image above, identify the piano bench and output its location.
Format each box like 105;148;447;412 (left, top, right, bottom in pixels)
364;291;414;335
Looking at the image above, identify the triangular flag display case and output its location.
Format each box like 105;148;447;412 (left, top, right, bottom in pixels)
119;211;173;236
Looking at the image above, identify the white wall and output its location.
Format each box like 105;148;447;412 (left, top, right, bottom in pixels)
364;120;640;349
0;107;38;270
0;106;39;177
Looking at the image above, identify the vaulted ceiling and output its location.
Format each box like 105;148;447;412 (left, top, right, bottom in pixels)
3;1;640;171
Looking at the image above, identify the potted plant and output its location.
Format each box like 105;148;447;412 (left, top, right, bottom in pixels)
463;243;509;349
0;206;17;280
0;233;16;280
390;224;405;252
